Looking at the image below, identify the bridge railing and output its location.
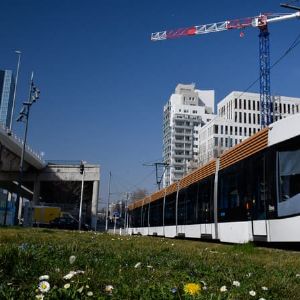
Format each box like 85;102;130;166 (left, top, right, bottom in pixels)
0;123;44;162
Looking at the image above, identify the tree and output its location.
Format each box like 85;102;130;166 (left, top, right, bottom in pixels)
130;188;148;203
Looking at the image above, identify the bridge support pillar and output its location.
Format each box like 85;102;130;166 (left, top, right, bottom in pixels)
91;180;99;230
33;178;40;205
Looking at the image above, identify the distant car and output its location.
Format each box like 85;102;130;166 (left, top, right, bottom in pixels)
49;216;90;231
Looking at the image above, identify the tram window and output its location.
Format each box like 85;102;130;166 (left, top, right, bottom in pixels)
165;193;176;226
186;182;199;224
278;149;300;217
132;207;142;227
178;189;187;225
142;204;149;227
149;199;163;226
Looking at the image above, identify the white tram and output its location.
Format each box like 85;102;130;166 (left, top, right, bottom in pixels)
128;114;300;243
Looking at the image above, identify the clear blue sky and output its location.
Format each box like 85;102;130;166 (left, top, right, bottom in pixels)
1;0;299;204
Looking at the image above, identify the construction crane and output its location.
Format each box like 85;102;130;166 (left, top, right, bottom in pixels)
151;9;300;128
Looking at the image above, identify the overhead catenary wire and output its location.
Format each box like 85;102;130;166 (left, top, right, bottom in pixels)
237;30;300;99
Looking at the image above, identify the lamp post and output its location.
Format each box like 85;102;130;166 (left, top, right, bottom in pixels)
9;50;21;132
78;161;85;230
105;172;111;231
14;72;40;225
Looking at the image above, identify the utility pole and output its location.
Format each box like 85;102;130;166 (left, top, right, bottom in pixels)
143;162;168;190
105;171;111;231
78;161;85;230
124;192;129;230
14;72;40;225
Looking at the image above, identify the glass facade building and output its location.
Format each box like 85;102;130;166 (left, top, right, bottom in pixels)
0;70;15;128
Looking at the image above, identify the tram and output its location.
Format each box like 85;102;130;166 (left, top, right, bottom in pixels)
128;114;300;243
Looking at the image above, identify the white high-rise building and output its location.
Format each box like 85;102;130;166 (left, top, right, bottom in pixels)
162;83;215;187
197;91;300;166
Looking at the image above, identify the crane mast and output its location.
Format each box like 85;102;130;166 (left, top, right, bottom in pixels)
151;11;300;128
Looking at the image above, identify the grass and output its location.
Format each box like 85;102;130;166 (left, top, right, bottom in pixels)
0;228;300;299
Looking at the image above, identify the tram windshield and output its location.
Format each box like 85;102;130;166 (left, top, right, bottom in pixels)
278;149;300;217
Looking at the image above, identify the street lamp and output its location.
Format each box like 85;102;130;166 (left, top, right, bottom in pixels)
9;50;22;132
105;171;112;231
14;72;40;225
78;160;85;230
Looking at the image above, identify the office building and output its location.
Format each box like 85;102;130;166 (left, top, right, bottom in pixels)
162;83;215;187
0;70;15;128
197;91;300;165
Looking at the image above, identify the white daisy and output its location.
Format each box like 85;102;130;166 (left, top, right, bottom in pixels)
134;262;141;268
87;291;93;296
35;294;44;300
63;271;76;280
69;255;76;264
64;283;70;289
232;280;240;287
39;275;49;281
105;285;114;293
38;281;50;293
249;290;256;297
261;286;268;291
220;285;227;292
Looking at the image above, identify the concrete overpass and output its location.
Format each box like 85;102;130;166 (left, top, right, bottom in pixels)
0;124;100;229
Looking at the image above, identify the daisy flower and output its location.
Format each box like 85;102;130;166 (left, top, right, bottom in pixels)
232;280;240;287
64;283;70;289
105;285;114;293
38;281;50;293
249;290;256;297
69;255;76;264
220;285;227;292
39;275;49;281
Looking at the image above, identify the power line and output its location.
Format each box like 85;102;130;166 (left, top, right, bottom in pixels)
236;30;300;99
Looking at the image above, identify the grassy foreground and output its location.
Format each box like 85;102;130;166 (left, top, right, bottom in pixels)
0;229;300;299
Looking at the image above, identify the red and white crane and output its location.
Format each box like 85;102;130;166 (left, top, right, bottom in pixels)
151;10;300;127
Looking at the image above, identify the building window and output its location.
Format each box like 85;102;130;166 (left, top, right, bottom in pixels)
249;128;252;136
221;125;223;134
234;112;237;122
214;125;218;134
214;137;218;146
257;101;260;111
234;98;237;109
239;127;242;136
253;113;256;124
288;104;290;114
249;113;251;124
239;99;242;109
253;100;256;111
230;126;233;135
257;114;260;125
225;126;228;134
220;138;223;147
235;126;237;135
244;99;246;110
244;112;247;123
248;100;251;110
244;127;247;136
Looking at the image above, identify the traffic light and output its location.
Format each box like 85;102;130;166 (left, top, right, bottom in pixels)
80;162;84;174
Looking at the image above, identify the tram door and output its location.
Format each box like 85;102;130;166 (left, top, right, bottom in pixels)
200;180;213;237
251;156;268;238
